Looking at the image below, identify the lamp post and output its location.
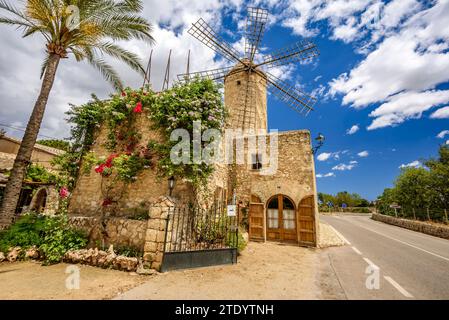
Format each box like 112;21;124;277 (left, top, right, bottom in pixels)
168;176;175;197
312;133;325;155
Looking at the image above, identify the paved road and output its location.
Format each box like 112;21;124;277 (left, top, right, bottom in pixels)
320;214;449;300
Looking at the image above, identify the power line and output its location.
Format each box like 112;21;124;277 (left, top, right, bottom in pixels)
0;123;61;140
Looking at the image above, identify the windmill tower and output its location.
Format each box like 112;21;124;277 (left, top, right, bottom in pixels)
178;7;320;133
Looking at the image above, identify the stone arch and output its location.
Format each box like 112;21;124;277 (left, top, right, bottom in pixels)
266;194;298;243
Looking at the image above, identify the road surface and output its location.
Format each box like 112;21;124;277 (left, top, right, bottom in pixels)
321;214;449;300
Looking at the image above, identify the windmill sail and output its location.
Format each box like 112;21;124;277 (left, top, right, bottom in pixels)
266;72;317;115
255;40;319;69
189;18;243;64
177;66;233;83
245;7;268;63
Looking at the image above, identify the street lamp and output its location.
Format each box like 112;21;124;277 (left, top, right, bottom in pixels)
168;176;175;197
312;133;325;155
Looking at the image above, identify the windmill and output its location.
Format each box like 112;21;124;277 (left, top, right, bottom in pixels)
178;7;319;131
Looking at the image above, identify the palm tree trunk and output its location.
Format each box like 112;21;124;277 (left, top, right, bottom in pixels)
0;53;61;229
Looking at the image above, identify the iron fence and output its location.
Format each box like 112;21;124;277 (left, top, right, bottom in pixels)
164;204;239;253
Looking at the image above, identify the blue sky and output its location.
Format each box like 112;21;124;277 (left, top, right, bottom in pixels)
1;0;448;200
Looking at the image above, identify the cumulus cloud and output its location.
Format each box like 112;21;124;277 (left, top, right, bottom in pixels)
317;152;332;161
399;160;421;169
358;151;369;157
431;106;449;119
328;1;449;129
316;172;336;178
346;124;360;135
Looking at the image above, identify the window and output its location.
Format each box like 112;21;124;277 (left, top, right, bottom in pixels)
236;80;241;86
252;154;262;170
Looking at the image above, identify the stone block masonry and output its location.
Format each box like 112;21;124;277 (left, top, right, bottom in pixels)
372;213;449;240
142;196;175;271
68;216;147;251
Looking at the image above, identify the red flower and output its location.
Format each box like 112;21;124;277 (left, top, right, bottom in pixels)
133;102;143;113
105;153;118;168
95;164;105;174
121;91;127;97
59;187;70;199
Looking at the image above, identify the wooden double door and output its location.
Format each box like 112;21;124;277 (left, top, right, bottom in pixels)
266;194;297;243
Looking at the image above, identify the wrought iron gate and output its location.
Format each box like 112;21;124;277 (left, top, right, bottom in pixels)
161;205;239;272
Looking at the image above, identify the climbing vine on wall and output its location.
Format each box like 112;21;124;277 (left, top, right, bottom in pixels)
62;79;226;206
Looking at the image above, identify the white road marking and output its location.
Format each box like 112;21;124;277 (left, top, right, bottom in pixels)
363;257;379;270
350;221;449;262
384;276;414;298
351;246;362;255
328;225;351;245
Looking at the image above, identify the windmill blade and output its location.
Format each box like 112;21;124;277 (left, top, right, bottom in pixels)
266;72;317;115
177;66;233;83
188;18;245;64
245;7;268;63
255;40;319;69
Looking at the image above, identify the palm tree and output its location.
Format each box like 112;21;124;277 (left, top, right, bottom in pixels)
0;0;154;229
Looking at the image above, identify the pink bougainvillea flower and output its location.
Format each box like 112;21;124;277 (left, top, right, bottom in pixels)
133;102;143;113
59;187;70;199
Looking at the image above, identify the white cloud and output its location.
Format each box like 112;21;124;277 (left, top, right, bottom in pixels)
316;172;336;178
317;152;332;161
346;124;360;135
329;1;449;129
332;162;357;171
350;160;358;164
367;90;449;130
358;151;369;157
431;106;449;119
437;130;449;139
399;160;421;169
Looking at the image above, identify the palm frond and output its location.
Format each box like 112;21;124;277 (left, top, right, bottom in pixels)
84;48;123;91
40;54;50;79
94;41;145;75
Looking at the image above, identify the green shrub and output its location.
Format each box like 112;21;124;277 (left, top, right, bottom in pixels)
226;228;247;254
39;216;88;265
0;214;46;252
0;214;87;264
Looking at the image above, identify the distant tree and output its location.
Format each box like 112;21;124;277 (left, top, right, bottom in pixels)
37;139;70;152
425;145;449;209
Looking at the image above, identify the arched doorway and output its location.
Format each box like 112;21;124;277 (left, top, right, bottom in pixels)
266;194;297;243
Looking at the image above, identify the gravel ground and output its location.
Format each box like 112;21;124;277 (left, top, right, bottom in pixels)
0;261;147;300
0;224;347;300
115;241;345;300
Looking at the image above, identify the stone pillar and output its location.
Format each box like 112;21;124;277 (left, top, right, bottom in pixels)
143;196;175;271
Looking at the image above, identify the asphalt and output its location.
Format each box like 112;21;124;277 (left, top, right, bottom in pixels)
320;214;449;300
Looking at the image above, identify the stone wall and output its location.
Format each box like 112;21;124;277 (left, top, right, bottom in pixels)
69;112;194;217
372;213;449;240
69;216;147;251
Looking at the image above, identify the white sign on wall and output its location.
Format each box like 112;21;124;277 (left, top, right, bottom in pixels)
227;205;237;217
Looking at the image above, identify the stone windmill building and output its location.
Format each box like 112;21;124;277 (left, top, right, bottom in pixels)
70;8;320;248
